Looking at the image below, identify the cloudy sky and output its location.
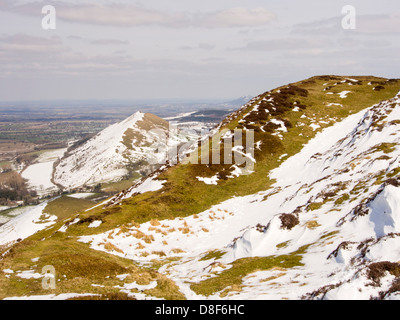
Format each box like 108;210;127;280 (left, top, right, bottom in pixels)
0;0;399;101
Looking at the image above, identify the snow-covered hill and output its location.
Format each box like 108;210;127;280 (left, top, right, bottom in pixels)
53;112;193;190
2;76;400;301
77;91;400;300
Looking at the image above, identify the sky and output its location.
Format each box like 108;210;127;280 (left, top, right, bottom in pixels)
0;0;399;101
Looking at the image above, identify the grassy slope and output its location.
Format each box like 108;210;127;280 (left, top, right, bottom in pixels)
0;76;399;299
43;196;96;221
191;245;310;296
0;232;184;300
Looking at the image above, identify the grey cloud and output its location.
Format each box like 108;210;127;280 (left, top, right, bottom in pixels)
337;37;391;48
0;34;66;53
178;46;193;51
90;39;129;45
290;16;341;36
356;14;400;34
193;7;275;28
291;14;400;36
179;43;216;51
65;35;129;45
198;43;215;50
230;38;333;52
2;1;275;29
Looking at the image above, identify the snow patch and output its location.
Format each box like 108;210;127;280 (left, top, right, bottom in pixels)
67;193;95;199
197;175;219;185
0;201;55;247
338;91;351;98
368;186;400;238
88;220;102;228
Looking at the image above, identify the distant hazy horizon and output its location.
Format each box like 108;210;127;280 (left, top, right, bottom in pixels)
0;97;235;105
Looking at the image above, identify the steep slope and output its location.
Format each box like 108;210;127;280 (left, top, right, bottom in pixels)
53;112;191;190
1;76;400;300
71;91;400;300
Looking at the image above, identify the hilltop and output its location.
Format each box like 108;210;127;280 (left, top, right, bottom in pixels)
53;112;194;191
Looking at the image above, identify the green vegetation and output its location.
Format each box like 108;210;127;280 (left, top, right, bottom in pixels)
351;180;369;196
276;241;291;249
320;231;340;240
43;196;96;221
200;250;226;261
372;143;397;154
99;172;142;194
0;120;112;145
190;245;310;296
334;194;350;205
0;233;185;300
306;220;321;229
374;170;388;186
387;167;400;178
308;202;324;211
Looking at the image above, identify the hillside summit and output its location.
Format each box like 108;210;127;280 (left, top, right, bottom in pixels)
53;112;191;190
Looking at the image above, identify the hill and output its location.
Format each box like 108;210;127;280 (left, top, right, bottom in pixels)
53;112;193;191
1;75;400;300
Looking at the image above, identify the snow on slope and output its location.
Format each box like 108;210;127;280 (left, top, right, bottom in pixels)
98;172;167;209
0;201;56;248
21;148;67;196
75;92;400;299
22;162;58;195
53;112;193;190
54;112;146;189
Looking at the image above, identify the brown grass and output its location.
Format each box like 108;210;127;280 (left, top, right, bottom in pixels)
103;242;124;254
150;219;161;226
